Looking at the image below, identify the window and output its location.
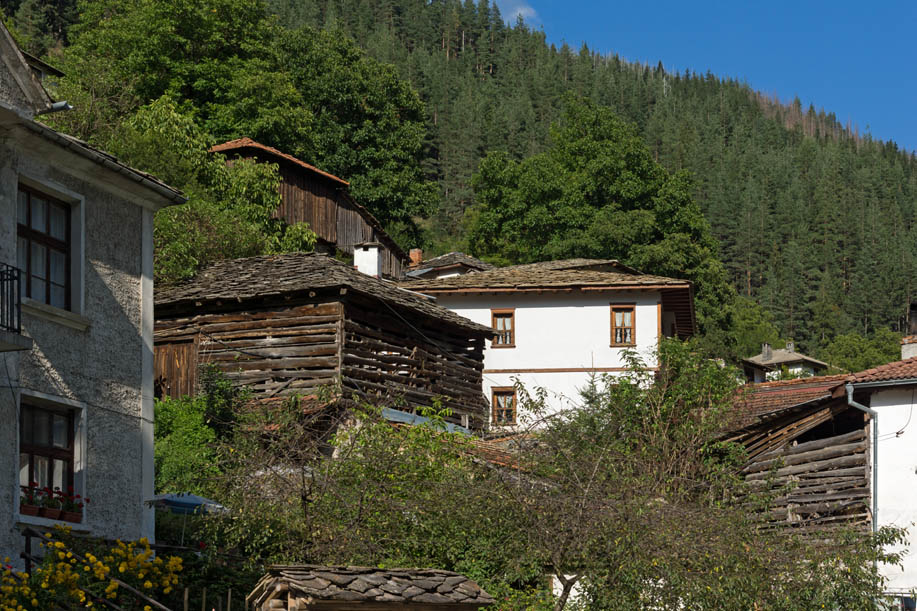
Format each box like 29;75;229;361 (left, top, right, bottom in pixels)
492;388;516;425
611;304;635;346
491;309;515;348
19;403;75;493
17;185;71;310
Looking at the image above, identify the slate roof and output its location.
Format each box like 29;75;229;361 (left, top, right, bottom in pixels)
743;348;828;370
248;565;494;607
730;374;849;429
211;137;349;187
847;357;917;384
407;252;494;276
404;261;690;292
155;253;491;335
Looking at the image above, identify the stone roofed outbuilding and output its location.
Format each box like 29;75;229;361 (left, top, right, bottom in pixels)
741;341;829;383
154;253;492;430
405;251;494;279
246;565;495;610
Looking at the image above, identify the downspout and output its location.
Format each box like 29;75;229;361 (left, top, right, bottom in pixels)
846;383;878;533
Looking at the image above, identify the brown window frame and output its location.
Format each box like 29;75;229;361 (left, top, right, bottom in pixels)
17;184;72;311
610;303;636;347
19;403;76;495
491;308;515;348
492;387;517;426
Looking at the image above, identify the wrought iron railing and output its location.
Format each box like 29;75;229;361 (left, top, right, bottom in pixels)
0;262;22;334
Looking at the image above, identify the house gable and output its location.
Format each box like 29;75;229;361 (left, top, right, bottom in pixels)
0;23;51;115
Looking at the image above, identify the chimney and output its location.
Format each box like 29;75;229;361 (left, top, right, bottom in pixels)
761;343;772;360
785;341;795;353
354;242;382;278
409;248;423;267
903;336;917;360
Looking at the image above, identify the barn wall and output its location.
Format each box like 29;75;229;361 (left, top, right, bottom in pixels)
342;296;487;429
741;426;869;533
155;301;344;398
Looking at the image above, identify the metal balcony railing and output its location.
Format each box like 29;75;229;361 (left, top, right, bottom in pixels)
0;262;22;334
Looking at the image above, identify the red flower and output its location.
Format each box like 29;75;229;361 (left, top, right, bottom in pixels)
197;541;207;550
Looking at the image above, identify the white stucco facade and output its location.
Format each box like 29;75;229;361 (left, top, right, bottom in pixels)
870;385;917;594
435;291;670;427
0;30;182;565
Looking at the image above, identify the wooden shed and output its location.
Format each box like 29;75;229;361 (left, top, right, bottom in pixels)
725;375;871;533
246;565;495;611
154;253;491;430
211;138;408;278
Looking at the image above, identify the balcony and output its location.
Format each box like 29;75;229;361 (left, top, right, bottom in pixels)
0;262;31;352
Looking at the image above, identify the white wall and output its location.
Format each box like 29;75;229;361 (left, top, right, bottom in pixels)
873;386;917;594
436;291;662;425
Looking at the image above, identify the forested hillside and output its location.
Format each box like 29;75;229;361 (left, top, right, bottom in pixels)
3;0;914;364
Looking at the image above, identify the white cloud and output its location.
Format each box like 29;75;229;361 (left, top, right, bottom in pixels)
495;1;539;24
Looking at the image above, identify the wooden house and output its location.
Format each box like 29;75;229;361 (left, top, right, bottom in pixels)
246;565;494;610
154;253;491;430
210;138;408;278
726;352;917;603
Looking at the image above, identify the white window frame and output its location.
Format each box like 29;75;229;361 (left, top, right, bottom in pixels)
17;174;89;329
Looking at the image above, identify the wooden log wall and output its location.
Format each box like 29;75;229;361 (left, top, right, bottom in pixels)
741;428;870;533
341;296;488;430
229;152;406;277
154;302;344;399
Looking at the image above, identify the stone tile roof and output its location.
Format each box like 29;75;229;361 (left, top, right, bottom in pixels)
404;260;689;292
743;348;828;369
155;253;491;335
847;357;917;384
210;137;349;186
731;374;849;429
902;335;917;345
249;565;494;607
411;252;494;273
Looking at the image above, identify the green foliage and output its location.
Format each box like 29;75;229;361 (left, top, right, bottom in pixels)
819;327;903;372
261;0;917;354
730;296;784;359
154;366;248;494
188;342;902;610
468;97;735;347
105;96;315;282
46;0;435;239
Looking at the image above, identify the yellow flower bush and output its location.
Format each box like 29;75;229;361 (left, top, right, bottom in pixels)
0;527;182;610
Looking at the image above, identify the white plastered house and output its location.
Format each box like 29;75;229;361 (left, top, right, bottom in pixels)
0;23;184;564
402;259;695;429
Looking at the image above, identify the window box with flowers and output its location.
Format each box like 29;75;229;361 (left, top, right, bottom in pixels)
19;483;88;523
19;483;41;516
60;487;88;523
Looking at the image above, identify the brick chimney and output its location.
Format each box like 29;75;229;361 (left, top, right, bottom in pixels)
409;248;423;268
761;343;772;361
354;242;382;278
903;336;917;360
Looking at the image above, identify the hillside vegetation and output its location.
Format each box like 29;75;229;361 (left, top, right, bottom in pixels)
3;0;914;364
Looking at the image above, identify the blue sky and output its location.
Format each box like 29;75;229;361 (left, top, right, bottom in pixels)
496;0;917;152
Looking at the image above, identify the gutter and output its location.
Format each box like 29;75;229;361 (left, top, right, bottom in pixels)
20;119;187;205
846;383;878;533
0;101;186;206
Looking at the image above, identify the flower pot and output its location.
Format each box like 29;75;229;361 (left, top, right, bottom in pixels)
61;511;82;523
20;503;40;517
40;507;62;520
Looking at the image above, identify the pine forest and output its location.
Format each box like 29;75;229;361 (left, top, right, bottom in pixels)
3;0;915;366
